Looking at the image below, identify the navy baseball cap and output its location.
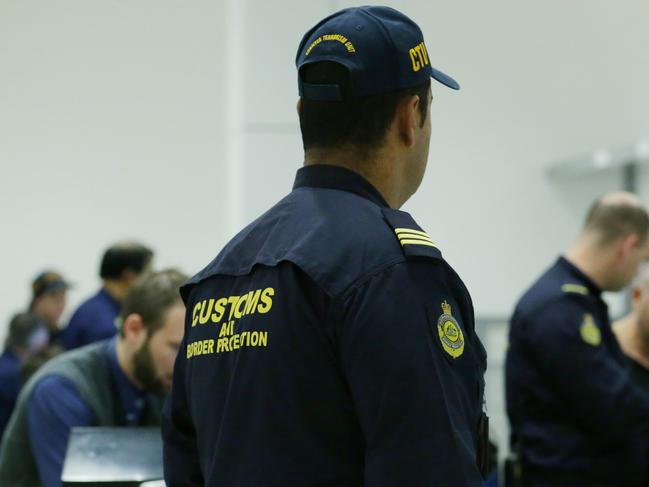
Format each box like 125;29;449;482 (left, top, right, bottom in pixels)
296;5;459;101
32;270;70;299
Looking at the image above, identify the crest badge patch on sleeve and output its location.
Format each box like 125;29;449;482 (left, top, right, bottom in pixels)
437;300;465;359
580;313;601;346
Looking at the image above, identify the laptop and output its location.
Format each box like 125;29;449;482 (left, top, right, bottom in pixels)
61;427;165;487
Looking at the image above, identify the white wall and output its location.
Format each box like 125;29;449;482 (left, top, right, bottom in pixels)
2;0;649;347
0;0;229;342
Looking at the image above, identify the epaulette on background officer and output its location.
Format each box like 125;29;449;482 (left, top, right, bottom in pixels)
506;192;649;487
162;6;488;486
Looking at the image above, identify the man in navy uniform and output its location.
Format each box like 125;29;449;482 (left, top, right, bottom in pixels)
506;192;649;487
61;241;153;350
163;6;488;486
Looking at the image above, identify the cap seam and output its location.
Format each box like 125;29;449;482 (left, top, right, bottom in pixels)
358;8;401;91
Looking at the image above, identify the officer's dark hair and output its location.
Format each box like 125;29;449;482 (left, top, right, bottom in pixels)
4;313;46;350
584;198;649;245
100;242;154;280
118;268;187;337
298;61;430;153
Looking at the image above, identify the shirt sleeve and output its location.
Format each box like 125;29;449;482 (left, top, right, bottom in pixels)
526;298;649;439
335;260;484;487
162;336;204;487
27;375;95;487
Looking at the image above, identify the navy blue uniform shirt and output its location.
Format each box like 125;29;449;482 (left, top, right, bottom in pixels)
162;165;488;487
0;350;21;440
506;256;649;487
61;288;120;350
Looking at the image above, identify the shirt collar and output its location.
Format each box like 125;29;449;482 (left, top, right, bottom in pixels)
557;256;603;296
293;164;390;208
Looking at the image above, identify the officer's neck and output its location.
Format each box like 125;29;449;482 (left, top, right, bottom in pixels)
304;149;407;209
565;237;612;291
103;280;129;303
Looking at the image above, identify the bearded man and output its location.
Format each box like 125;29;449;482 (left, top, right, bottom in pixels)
0;269;186;487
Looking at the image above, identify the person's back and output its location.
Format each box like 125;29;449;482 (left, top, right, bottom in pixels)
61;242;153;350
0;313;49;441
163;6;488;486
166;166;487;485
506;192;649;487
62;288;121;349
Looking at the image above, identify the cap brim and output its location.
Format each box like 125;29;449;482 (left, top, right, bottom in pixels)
431;66;460;90
46;281;71;294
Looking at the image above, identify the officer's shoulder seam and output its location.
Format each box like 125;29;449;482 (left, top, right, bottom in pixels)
333;256;409;300
524;293;591;320
380;207;442;260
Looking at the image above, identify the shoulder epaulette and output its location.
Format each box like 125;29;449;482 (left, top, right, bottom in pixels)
381;207;442;259
561;283;589;296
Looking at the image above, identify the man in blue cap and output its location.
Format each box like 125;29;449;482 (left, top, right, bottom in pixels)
163;6;488;486
29;271;70;344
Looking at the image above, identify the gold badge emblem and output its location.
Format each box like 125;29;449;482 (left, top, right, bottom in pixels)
580;314;601;346
437;301;465;359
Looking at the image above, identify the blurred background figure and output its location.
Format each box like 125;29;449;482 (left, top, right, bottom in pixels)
0;268;186;487
613;266;649;393
29;271;70;344
506;192;649;487
61;241;154;350
0;313;49;440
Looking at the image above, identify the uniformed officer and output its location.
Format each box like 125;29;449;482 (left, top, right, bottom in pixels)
506;192;649;487
162;6;488;486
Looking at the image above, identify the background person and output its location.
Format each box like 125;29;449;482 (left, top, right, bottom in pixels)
613;266;649;393
0;268;186;487
0;313;49;440
506;192;649;487
29;271;70;344
61;241;153;350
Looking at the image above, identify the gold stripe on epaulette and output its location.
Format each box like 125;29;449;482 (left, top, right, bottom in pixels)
395;228;431;239
394;228;437;248
561;283;589;295
399;239;437;248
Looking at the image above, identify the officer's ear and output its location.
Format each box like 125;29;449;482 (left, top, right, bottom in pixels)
122;313;147;348
394;94;420;148
620;233;640;259
296;99;302;115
